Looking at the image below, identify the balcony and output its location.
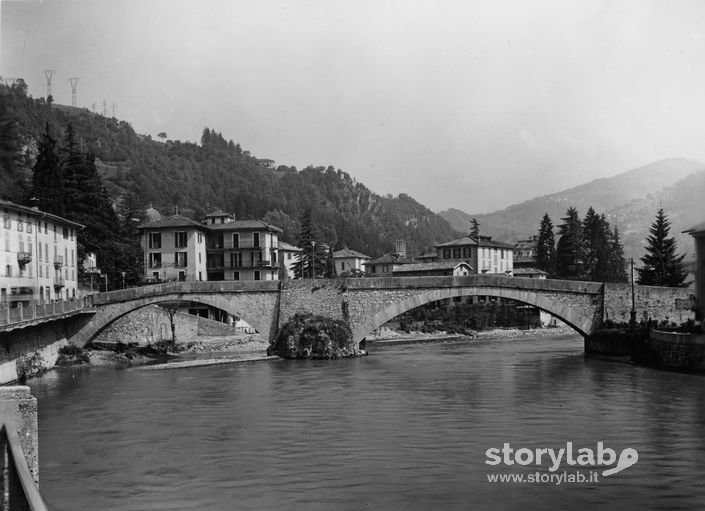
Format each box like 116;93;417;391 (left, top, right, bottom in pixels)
17;252;32;265
53;276;65;289
54;255;64;268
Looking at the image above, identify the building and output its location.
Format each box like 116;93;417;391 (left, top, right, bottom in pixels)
139;215;209;283
392;261;472;277
434;235;514;275
513;235;538;269
333;248;371;276
1;199;83;305
684;220;705;323
364;240;414;275
139;209;282;282
279;241;302;279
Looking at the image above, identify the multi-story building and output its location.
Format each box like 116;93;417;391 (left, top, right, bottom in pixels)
139;209;282;282
206;214;281;281
513;235;538;269
333;248;371;276
0;199;83;305
139;215;209;283
434;235;514;275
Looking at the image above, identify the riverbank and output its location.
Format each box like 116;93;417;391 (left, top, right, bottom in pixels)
365;325;577;346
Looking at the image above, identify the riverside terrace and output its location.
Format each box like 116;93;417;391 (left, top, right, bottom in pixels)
71;275;692;347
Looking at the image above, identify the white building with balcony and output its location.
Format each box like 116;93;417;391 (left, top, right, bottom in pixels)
0;199;83;305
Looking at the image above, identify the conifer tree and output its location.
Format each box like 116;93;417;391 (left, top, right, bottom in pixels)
606;226;628;283
637;208;688;287
536;213;556;276
582;208;610;281
30;123;65;216
555;207;583;279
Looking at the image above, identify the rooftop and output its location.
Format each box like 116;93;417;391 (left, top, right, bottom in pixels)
333;248;371;259
138;214;208;230
207;219;283;233
0;199;84;229
393;261;473;273
436;235;515;250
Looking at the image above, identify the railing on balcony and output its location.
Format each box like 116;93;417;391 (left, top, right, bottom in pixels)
0;424;49;511
0;296;94;327
53;255;64;268
16;252;32;265
53;276;65;289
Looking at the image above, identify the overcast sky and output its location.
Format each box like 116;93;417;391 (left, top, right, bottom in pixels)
3;0;705;214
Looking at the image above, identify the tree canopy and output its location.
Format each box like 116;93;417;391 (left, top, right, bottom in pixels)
637;208;687;287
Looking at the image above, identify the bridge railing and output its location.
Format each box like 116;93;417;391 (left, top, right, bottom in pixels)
0;387;48;511
0;295;95;327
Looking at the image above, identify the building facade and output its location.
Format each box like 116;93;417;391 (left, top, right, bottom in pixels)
0;200;83;305
333;248;371;276
139;210;282;282
278;241;302;279
434;235;514;275
139;215;209;283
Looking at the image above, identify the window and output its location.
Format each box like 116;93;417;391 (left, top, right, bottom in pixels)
232;233;239;248
63;227;69;239
198;271;202;281
44;222;48;234
39;266;43;277
17;219;23;232
443;249;450;259
149;253;162;268
175;252;188;267
198;253;202;264
38;243;42;261
233;271;240;281
287;253;292;260
5;265;11;277
453;248;461;258
341;261;346;270
175;231;187;248
463;247;471;258
27;222;32;234
149;232;161;249
198;233;203;244
254;270;261;281
253;232;260;248
2;214;9;229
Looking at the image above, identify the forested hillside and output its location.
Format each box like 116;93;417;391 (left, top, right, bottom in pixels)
0;81;459;258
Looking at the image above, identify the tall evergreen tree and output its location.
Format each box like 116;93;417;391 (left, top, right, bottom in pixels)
292;208;327;279
606;226;628;283
536;213;556;276
582;207;610;281
637;208;688;287
555;207;583;279
30;123;65;215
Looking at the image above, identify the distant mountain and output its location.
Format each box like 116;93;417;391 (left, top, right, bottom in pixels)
439;158;705;261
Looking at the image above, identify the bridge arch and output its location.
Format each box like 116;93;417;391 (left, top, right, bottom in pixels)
72;290;279;347
350;286;595;345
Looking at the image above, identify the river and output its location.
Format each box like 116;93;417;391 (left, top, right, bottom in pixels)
28;334;705;511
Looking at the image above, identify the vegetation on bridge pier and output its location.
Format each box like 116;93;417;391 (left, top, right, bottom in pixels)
268;313;363;359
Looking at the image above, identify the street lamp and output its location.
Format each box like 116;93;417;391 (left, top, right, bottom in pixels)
311;241;316;280
121;271;126;289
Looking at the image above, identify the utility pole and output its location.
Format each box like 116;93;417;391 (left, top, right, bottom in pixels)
44;69;55;98
68;77;79;106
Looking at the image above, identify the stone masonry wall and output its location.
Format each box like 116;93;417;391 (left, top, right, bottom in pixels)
94;305;199;345
603;283;694;325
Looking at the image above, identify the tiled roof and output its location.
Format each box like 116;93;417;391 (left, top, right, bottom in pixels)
393;261;472;273
333;248;371;259
278;241;302;252
364;254;414;265
513;267;548;276
684;221;705;234
208;219;283;233
0;199;85;229
205;209;232;218
436;236;515;250
138;215;207;230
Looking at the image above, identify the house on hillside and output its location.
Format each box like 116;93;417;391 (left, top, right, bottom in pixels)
0;199;83;305
333;248;371;276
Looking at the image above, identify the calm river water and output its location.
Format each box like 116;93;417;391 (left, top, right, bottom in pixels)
28;334;705;511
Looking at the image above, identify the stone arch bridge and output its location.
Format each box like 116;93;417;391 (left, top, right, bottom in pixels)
71;275;692;347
